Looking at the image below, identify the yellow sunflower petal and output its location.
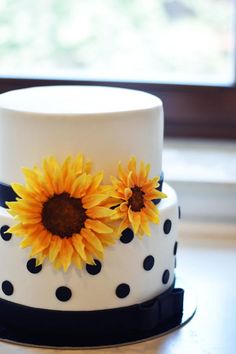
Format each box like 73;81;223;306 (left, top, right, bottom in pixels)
140;213;151;236
53;257;62;270
70;173;87;197
124;187;132;200
61;156;72;180
117;217;130;235
98;233;116;246
72;234;87;262
6;200;42;215
128;208;141;234
87;171;104;194
84;160;92;174
85;219;113;234
117;162;127;184
110;175;119;186
35;251;47;266
142;206;159;223
17;214;42;225
85;253;96;265
21;167;42;193
127;171;135;188
128;156;136;173
86;206;115;219
137;161;148;186
42;160;58;196
48;235;62;262
59;238;74;272
72;252;83;269
82;194;109;209
145;190;167;200
20;234;38;249
84;241;104;261
120;202;128;212
6;223;26;235
30;230;52;256
144;199;158;212
11;183;34;200
81;228;104;252
73;153;84;175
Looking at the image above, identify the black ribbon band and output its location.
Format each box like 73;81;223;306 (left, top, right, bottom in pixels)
0;283;183;347
0;182;18;208
0;173;164;209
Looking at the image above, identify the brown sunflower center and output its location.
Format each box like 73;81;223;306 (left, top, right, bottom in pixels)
128;186;145;212
42;193;87;238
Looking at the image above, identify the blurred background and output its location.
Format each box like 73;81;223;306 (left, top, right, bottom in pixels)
0;0;234;85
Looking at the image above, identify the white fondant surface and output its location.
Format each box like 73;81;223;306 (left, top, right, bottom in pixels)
0;86;163;184
0;183;178;311
0;86;162;114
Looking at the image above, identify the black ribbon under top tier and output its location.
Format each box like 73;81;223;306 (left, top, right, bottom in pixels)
0;282;184;347
0;173;164;209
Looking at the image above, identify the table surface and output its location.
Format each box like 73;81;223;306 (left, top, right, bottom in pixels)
1;222;236;354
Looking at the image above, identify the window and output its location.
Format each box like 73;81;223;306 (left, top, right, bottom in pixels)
0;0;235;139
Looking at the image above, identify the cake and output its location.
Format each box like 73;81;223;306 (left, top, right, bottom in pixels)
0;86;184;347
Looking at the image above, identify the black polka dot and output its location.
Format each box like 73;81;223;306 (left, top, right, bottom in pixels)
56;286;72;302
143;255;155;271
27;258;42;274
86;260;102;275
120;228;134;244
163;219;172;234
178;206;181;219
116;283;130;298
162;270;170;284
2;281;14;296
0;225;12;241
173;241;178;256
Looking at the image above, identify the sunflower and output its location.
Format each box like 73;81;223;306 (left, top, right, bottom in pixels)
110;157;167;237
7;155;116;271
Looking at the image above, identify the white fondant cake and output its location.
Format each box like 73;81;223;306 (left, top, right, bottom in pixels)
0;86;163;184
0;86;182;346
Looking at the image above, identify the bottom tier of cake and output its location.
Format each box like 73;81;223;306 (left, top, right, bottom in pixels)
0;183;179;312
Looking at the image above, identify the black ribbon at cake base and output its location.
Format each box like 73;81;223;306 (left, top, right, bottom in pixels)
0;283;184;348
0;173;164;209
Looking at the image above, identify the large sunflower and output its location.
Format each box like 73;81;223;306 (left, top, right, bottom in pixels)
7;155;115;271
110;157;167;237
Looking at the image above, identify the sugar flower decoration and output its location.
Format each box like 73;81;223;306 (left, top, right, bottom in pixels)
7;155;115;271
110;157;167;237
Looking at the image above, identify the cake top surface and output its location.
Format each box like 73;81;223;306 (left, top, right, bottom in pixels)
0;85;162;115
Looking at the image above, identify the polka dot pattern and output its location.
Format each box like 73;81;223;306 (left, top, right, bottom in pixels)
56;286;72;302
163;219;172;234
27;258;42;274
0;225;12;241
162;270;170;284
120;228;134;244
86;260;102;275
116;283;130;299
178;206;181;219
143;255;155;271
2;280;14;296
173;241;178;256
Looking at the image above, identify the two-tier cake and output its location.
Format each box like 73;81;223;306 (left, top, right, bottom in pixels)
0;86;183;347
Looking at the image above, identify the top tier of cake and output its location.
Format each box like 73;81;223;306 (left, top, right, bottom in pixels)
0;86;163;184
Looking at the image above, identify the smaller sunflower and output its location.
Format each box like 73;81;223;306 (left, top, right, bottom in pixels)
7;155;116;272
110;157;167;237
